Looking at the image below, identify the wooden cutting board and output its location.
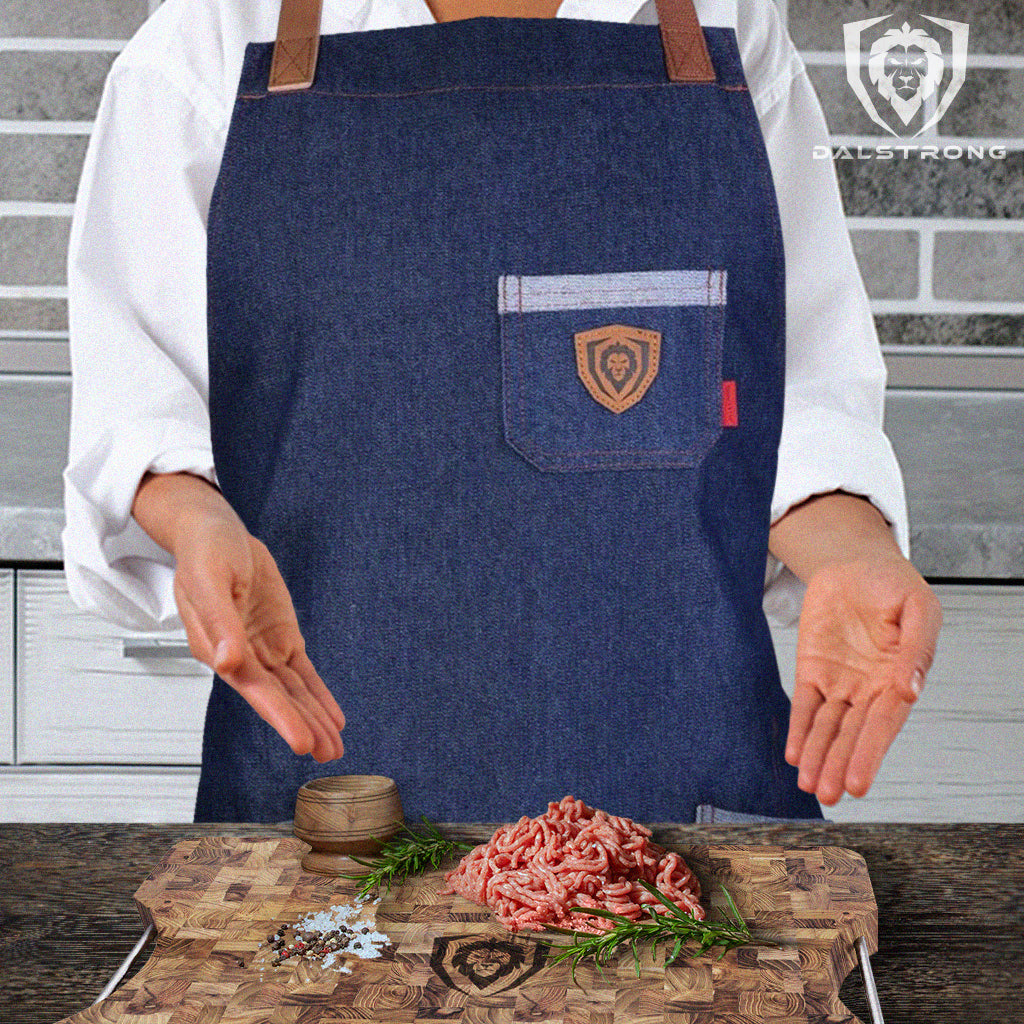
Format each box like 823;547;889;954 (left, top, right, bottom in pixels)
57;835;877;1024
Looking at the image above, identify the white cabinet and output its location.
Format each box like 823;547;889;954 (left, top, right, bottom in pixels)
1;767;201;822
1;570;12;764
15;570;211;764
0;567;210;823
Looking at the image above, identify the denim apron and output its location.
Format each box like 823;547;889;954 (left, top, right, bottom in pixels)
197;0;824;824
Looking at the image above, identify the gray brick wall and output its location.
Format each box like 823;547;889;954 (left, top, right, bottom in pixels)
788;0;1023;359
0;0;1022;367
1;0;1022;579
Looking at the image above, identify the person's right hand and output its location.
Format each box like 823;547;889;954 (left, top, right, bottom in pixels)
170;502;346;762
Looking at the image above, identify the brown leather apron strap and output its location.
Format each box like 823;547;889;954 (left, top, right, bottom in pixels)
269;0;322;92
268;0;716;92
654;0;716;83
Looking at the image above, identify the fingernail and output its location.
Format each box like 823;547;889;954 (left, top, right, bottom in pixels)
910;669;924;698
214;639;229;667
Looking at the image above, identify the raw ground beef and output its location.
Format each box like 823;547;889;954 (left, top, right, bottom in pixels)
442;795;704;934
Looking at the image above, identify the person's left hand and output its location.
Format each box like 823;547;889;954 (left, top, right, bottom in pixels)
785;553;943;805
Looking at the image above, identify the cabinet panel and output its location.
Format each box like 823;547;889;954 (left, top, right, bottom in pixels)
16;569;212;763
0;768;202;822
1;570;12;763
771;584;1024;823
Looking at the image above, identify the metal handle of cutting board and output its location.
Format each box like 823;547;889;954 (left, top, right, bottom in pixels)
93;923;156;1005
857;935;885;1024
94;925;886;1019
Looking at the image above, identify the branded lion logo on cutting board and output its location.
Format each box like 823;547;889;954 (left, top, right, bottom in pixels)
574;324;661;413
430;934;550;997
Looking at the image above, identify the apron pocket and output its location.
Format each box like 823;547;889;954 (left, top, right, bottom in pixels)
498;269;727;472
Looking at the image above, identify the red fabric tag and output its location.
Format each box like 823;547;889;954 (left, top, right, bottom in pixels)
722;380;738;427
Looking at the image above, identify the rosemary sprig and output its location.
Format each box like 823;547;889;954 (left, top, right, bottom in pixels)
338;816;475;900
544;880;776;983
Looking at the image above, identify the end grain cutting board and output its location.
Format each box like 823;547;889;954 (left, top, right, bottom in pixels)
56;836;878;1024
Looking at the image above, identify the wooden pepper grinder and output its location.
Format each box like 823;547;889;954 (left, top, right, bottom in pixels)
292;774;404;875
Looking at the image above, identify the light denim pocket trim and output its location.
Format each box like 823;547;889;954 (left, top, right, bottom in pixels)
497;269;727;314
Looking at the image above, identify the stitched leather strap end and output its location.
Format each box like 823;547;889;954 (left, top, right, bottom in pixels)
654;0;717;83
269;0;324;92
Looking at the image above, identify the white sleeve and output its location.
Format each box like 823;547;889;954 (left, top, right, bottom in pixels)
743;5;911;627
62;59;227;632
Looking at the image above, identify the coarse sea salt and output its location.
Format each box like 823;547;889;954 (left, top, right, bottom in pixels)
291;899;374;938
254;895;389;981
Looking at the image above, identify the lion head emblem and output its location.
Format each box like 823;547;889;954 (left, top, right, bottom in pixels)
599;342;637;392
867;22;945;126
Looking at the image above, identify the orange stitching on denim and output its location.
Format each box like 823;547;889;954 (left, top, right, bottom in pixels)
236;80;747;101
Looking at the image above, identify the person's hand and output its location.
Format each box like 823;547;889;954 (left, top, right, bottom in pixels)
785;553;942;805
170;504;346;763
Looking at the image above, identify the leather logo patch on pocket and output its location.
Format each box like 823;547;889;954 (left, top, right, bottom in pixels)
573;323;661;414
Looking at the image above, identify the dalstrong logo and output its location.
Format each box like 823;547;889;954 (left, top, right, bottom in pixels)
573;324;661;414
844;13;969;137
430;934;550;997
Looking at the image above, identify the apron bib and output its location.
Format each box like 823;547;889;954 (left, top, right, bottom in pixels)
199;0;823;824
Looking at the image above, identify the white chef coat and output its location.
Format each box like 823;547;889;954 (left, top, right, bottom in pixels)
62;0;910;633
